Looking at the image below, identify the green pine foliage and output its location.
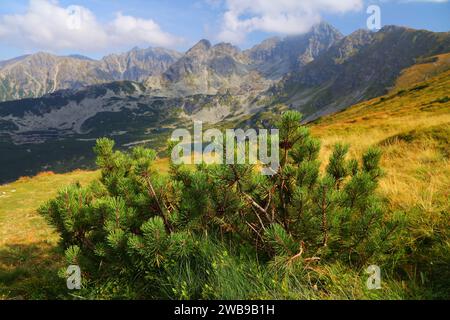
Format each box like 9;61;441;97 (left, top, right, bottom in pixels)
38;111;441;299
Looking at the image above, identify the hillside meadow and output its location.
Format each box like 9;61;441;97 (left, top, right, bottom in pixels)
0;71;449;299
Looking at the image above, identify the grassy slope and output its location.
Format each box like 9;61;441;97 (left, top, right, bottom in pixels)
392;53;450;92
311;69;450;215
0;158;169;299
0;69;449;299
0;170;99;299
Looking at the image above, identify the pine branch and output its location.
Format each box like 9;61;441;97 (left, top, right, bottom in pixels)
287;241;304;265
251;207;267;231
242;192;271;223
143;172;172;233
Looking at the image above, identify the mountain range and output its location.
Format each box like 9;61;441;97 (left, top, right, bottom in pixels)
146;23;342;97
0;47;182;102
276;25;450;120
0;22;449;183
0;22;341;102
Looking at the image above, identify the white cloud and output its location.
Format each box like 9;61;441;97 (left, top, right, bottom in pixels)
216;0;364;43
108;13;181;48
0;0;181;54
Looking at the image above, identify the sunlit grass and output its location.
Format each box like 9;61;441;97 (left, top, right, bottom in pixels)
0;170;99;299
392;53;450;92
311;70;450;215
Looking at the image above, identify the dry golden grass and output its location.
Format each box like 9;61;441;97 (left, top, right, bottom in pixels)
392;53;450;92
311;70;450;213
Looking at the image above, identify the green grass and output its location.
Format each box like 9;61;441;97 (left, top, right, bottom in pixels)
0;170;99;299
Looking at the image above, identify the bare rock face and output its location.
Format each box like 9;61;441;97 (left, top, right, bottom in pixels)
146;39;264;96
244;22;343;79
0;53;102;101
99;47;183;82
0;48;182;102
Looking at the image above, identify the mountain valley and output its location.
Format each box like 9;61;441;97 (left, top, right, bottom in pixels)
0;23;449;183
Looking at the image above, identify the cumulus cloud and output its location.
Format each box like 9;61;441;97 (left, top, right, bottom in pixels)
216;0;364;43
108;13;181;48
0;0;181;53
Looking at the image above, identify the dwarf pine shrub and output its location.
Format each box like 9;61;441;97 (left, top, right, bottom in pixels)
39;111;421;299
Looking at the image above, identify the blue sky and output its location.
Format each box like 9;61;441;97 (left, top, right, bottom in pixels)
0;0;448;60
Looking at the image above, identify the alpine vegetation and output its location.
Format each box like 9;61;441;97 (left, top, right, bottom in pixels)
39;111;413;299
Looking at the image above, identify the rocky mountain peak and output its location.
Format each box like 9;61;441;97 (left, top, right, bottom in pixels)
187;39;212;55
0;47;182;101
244;22;343;79
212;43;241;55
